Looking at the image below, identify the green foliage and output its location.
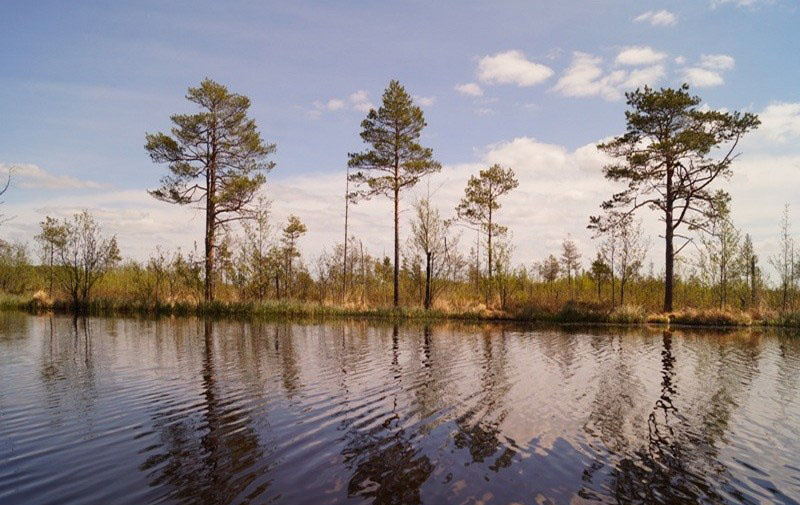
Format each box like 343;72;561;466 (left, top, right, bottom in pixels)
348;80;441;200
50;211;120;308
146;78;276;301
592;84;759;311
456;164;518;282
348;80;440;306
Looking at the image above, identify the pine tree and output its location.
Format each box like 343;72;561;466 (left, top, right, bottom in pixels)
348;80;441;307
146;78;276;302
591;85;759;311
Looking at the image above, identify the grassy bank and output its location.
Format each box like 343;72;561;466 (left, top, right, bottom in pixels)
4;292;800;329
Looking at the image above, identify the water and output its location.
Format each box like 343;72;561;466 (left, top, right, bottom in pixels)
1;313;799;505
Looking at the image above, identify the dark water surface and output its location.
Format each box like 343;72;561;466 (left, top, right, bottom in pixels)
1;314;799;505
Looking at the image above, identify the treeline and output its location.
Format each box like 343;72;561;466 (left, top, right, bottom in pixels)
3;78;799;323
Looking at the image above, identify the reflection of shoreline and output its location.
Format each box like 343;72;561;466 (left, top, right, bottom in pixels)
1;315;797;505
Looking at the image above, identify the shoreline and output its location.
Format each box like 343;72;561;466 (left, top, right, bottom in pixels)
4;295;800;330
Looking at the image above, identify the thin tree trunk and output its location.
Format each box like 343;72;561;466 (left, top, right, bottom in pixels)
750;255;756;307
664;171;674;313
49;246;54;297
393;187;399;307
424;251;432;310
205;195;216;303
343;168;349;303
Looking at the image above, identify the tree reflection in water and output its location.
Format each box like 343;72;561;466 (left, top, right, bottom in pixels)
341;324;434;505
140;319;269;505
4;316;798;505
580;330;767;504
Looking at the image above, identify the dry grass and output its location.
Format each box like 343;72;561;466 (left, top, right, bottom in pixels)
668;308;753;327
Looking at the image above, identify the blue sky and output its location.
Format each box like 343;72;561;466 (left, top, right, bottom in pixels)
1;1;799;271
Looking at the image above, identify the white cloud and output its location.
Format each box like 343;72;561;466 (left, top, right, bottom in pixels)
683;67;725;87
700;54;735;70
674;56;686;65
553;52;617;100
681;54;734;88
349;90;374;113
616;46;667;65
0;163;106;190
455;82;484;96
616;46;667;66
623;65;666;88
310;90;374;116
758;102;800;142
712;0;772;7
553;52;663;101
326;98;346;111
414;95;436;107
477;50;554;87
633;10;677;26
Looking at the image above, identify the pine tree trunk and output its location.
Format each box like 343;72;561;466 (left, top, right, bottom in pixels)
750;255;756;307
205;185;216;303
343;171;349;303
393;187;399;307
664;170;674;313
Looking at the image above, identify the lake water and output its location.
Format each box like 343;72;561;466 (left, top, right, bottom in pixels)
1;313;799;505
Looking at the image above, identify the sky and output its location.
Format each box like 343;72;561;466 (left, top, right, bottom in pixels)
1;0;799;276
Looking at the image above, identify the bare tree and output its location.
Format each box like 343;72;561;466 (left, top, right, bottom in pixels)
770;204;795;311
615;217;649;305
407;191;461;309
698;193;742;308
54;211;121;308
560;237;581;300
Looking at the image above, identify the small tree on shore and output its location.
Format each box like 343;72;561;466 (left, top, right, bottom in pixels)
35;216;68;297
455;164;518;296
699;193;742;308
589;253;611;301
770;204;795;311
560;237;581;299
281;215;307;297
408;193;460;309
615;217;649;305
54;211;121;308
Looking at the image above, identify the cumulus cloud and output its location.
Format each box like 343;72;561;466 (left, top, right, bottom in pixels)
553;52;664;101
699;54;735;70
455;82;484;96
712;0;772;7
757;102;800;142
683;67;725;87
616;46;667;66
682;54;735;87
0;163;106;190
310;90;374;116
477;50;554;87
633;10;677;26
413;95;436;107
